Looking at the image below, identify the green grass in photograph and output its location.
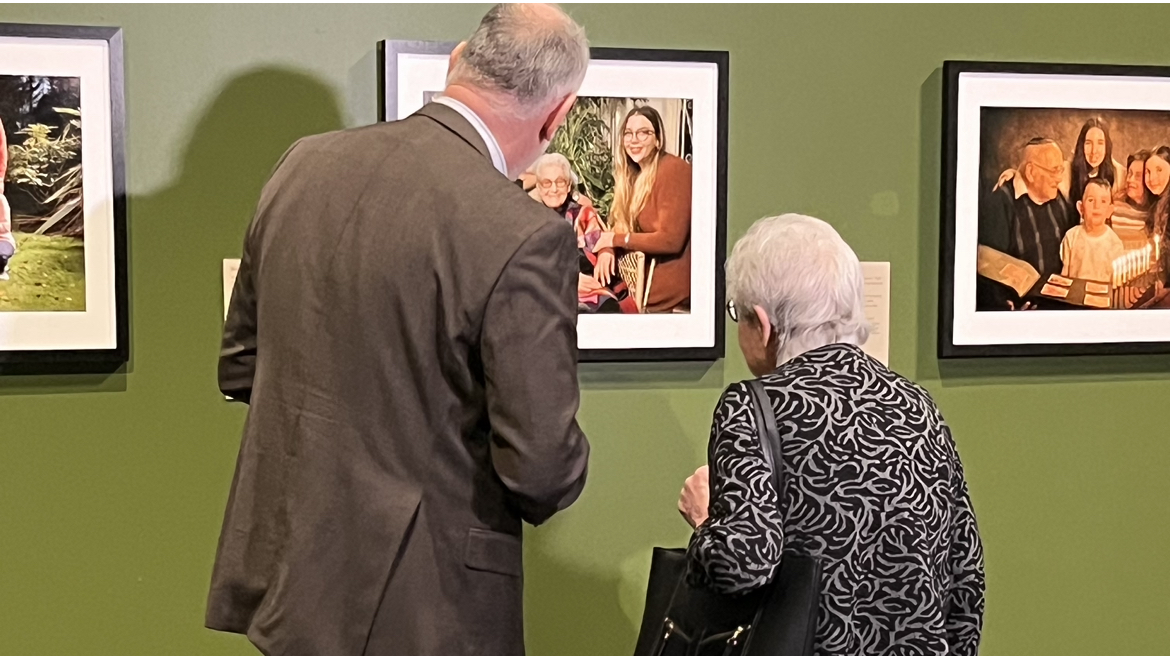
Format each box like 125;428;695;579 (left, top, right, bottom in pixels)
0;232;86;311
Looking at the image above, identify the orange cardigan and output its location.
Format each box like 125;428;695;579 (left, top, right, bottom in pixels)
622;153;692;313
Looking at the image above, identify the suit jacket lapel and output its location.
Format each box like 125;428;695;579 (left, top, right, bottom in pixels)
414;102;493;164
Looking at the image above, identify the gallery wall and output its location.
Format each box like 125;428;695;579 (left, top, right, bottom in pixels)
1;4;1168;655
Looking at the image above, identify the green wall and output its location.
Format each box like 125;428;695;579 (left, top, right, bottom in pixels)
2;4;1168;655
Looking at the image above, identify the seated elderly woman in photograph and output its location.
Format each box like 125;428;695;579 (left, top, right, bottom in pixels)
529;153;635;314
677;214;985;656
517;168;594;209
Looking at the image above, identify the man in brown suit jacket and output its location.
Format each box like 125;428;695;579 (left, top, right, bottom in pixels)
206;5;592;655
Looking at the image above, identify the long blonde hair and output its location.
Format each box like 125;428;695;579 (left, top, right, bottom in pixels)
610;106;665;234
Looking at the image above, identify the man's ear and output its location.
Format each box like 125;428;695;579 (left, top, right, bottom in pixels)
540;93;578;143
447;42;467;76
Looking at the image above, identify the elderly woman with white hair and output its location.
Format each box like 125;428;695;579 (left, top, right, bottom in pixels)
677;214;986;655
529;151;636;313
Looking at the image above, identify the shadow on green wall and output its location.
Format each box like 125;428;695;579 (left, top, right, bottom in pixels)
579;360;725;390
0;367;127;395
130;67;345;382
134;68;344;655
915;68;943;385
522;390;703;656
524;541;636;654
157;66;347;254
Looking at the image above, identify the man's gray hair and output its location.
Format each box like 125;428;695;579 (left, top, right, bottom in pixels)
727;214;870;366
448;4;589;117
530;152;576;183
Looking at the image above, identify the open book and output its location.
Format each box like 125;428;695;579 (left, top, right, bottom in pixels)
976;245;1040;298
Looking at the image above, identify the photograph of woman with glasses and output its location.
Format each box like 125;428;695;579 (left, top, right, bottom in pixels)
595;105;693;313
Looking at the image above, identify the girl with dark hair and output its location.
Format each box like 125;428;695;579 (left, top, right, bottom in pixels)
1145;147;1170;282
1068;117;1124;205
596;105;693;313
1144;146;1170;201
1150;147;1170;235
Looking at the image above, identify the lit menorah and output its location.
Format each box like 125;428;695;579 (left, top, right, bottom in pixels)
1111;237;1161;309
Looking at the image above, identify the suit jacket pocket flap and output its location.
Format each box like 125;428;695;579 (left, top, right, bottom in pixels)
464;527;522;577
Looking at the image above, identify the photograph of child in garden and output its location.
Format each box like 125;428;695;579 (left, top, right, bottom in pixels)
0;74;85;312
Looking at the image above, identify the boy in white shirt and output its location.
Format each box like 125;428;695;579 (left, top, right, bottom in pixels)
1060;178;1125;283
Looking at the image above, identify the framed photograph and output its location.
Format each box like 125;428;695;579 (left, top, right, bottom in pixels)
378;40;728;362
940;60;1170;358
0;23;127;373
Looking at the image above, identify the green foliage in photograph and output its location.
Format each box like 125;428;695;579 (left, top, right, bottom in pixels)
550;97;615;221
7;107;84;236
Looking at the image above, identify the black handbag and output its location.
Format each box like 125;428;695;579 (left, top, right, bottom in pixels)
632;379;822;656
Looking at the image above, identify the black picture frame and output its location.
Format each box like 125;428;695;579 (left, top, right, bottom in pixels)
0;23;128;375
939;60;1170;359
378;40;728;363
377;39;457;123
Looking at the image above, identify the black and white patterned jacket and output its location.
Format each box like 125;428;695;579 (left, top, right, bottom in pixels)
686;344;984;656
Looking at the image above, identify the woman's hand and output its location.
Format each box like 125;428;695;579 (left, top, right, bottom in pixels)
578;273;605;297
678;465;710;529
593;231;617;252
594;249;615;286
993;168;1015;192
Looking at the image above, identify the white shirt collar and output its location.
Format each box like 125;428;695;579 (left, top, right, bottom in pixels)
431;95;508;177
1011;171;1029;200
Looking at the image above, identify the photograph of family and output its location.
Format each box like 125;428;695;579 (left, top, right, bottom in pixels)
0;74;87;312
976;108;1170;312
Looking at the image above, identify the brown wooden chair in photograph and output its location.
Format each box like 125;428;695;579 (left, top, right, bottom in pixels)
643;257;656;311
618;250;647;312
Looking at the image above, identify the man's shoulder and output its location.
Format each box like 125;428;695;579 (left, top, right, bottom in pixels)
287;118;423;156
985;178;1018;215
284;118;515;193
276;119;563;238
269;122;412;180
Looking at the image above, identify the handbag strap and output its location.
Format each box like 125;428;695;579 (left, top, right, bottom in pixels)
745;379;783;509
